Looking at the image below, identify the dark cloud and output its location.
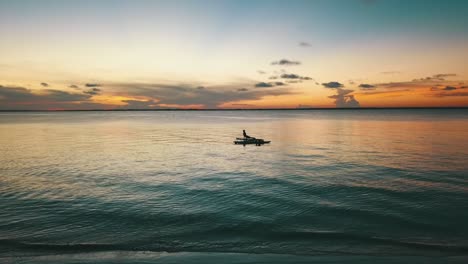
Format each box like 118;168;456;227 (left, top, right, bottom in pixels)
433;92;468;97
378;81;425;89
375;74;461;90
69;84;79;89
358;84;377;90
273;82;286;86
442;86;457;91
0;85;93;110
271;59;301;66
328;88;360;108
281;73;300;79
268;76;278;79
254;81;286;88
196;86;205;90
411;73;457;82
109;82;295;108
299;42;311;47
83;88;101;95
433;73;457;79
1;80;296;110
322;81;344;88
255;82;273;88
40;82;49;87
280;73;313;81
257;70;266;74
85;83;102;87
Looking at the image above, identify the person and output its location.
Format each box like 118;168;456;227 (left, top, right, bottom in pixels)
243;130;253;139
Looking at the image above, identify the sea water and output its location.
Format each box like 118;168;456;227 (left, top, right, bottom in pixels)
1;109;468;263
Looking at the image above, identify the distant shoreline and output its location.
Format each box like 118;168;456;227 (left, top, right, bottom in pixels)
0;107;467;112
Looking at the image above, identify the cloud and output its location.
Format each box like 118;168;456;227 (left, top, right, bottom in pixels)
254;81;286;88
280;73;313;80
85;83;102;87
321;81;360;107
69;84;79;89
299;42;311;47
442;86;457;91
109;82;295;108
83;87;101;95
257;70;266;74
1;79;297;110
433;73;456;79
281;73;300;79
255;82;273;88
273;81;286;86
268;76;278;79
0;85;94;110
433;92;468;97
120;99;160;109
358;83;377;90
373;74;462;94
40;82;49;87
196;86;205;90
322;81;344;88
356;89;411;97
271;59;301;66
411;73;457;82
328;88;360;108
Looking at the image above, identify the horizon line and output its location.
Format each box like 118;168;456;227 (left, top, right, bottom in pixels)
1;106;468;112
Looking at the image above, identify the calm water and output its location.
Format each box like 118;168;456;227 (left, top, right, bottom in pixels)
1;110;468;263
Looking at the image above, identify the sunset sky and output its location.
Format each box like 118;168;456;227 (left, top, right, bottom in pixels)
1;0;468;110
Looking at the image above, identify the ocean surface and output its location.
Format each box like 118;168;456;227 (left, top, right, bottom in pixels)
1;109;468;263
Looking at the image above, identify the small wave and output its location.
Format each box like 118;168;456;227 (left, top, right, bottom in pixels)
1;232;468;259
0;239;121;253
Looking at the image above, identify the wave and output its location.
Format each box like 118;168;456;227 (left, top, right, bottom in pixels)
2;231;467;258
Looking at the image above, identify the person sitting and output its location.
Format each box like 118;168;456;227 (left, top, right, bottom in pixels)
243;130;254;139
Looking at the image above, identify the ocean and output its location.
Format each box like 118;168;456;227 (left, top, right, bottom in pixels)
1;109;468;263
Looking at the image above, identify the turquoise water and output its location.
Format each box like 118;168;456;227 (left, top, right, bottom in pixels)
1;110;468;263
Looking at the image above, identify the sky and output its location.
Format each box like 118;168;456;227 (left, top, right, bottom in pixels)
1;0;468;110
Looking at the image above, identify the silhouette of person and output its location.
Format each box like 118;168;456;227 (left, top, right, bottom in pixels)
243;130;252;138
